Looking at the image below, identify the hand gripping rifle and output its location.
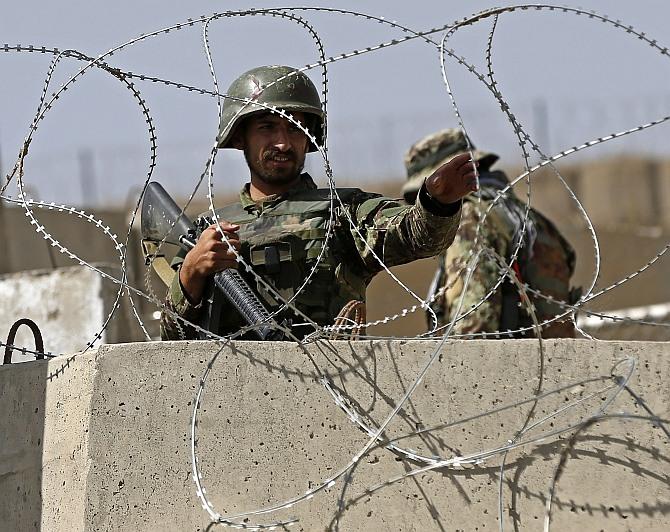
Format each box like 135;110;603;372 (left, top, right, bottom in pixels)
140;182;284;340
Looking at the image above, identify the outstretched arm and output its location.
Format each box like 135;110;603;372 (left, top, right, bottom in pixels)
350;153;478;273
424;152;479;204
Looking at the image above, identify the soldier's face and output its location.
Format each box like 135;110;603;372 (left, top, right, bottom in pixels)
235;111;309;186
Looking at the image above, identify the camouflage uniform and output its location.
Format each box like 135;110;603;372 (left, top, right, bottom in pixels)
403;129;578;338
161;173;461;340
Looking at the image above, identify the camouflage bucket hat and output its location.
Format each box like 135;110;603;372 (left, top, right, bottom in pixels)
402;128;499;198
217;65;324;152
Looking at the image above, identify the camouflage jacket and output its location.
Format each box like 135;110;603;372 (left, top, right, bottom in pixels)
429;170;577;337
161;173;461;340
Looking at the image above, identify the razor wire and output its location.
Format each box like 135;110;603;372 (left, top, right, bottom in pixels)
1;3;669;530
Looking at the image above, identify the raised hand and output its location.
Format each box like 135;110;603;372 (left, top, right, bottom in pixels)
179;221;241;304
424;152;479;205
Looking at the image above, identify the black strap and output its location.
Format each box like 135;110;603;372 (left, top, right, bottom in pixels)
4;318;45;364
500;279;520;333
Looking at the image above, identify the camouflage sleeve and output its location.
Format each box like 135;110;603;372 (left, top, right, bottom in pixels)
159;254;203;340
349;184;461;274
442;201;506;335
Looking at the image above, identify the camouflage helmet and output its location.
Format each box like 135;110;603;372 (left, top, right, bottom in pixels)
217;65;324;152
402;129;499;200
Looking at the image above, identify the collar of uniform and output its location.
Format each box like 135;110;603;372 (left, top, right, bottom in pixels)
239;173;318;212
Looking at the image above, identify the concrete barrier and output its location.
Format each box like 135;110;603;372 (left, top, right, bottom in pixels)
0;204;142;276
0;352;95;531
1;339;668;531
0;266;147;362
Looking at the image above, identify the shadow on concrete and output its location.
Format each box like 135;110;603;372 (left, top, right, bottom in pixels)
507;432;670;532
320;431;670;532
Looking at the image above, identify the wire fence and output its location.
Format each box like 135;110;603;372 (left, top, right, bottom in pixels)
1;4;669;531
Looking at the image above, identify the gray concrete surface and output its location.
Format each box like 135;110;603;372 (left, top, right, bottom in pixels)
0;339;668;531
0;265;146;362
0;352;95;531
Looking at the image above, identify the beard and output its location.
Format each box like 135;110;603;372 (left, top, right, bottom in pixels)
244;147;305;186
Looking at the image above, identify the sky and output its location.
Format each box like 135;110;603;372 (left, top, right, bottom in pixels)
1;0;670;207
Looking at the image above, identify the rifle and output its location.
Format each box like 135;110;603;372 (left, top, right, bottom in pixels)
140;181;284;340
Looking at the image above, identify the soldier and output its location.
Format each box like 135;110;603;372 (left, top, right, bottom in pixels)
402;129;580;338
160;66;477;340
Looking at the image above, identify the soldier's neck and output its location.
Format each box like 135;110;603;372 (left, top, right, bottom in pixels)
249;175;301;201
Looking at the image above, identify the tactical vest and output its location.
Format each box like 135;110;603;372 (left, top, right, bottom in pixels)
199;187;380;338
488;196;579;335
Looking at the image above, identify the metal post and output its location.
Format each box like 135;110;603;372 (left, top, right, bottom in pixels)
78;147;98;207
532;98;550;156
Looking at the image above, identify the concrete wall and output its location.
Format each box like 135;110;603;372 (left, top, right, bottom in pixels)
0;354;95;531
0;266;146;362
578;157;660;228
1;340;668;531
506;156;670;231
0;204;142;276
0;202;168;340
